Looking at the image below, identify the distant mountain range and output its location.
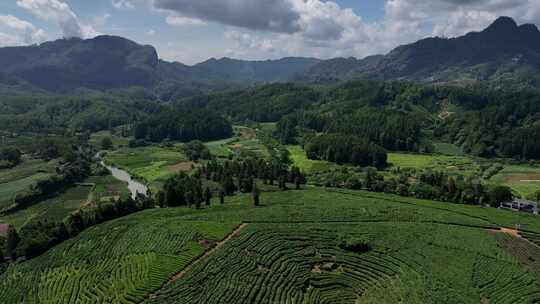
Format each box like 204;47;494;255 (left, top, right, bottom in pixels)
1;16;539;93
297;16;540;86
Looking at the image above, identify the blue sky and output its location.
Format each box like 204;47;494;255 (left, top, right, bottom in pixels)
1;0;540;64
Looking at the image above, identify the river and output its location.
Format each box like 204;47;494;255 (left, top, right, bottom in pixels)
97;156;148;199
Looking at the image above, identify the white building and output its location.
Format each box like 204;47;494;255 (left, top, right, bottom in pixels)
500;199;539;215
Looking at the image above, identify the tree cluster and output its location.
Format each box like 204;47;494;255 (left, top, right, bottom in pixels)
12;194;154;259
134;109;232;143
0;147;21;169
306;134;388;169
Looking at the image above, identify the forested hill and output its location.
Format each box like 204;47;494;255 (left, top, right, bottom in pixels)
0;36;318;94
297;16;540;87
175;80;540;161
195;57;320;82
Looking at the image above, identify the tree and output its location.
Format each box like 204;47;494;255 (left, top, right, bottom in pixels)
0;147;22;168
5;225;20;261
219;189;225;205
101;137;113;150
204;187;212;206
488;186;513;207
252;182;260;206
295;176;302;190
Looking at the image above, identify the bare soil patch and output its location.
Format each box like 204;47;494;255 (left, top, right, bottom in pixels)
168;161;195;172
489;227;521;238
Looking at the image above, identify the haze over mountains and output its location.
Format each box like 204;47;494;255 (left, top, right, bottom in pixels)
1;16;539;93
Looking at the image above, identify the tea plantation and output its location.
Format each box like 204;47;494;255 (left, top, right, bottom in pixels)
1;188;539;303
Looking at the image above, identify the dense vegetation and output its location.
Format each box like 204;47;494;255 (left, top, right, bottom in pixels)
306;134;388;168
134;109;232;142
2;188;540;303
0;148;21;169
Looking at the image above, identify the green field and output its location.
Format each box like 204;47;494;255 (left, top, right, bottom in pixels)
287;145;341;173
105;146;188;189
388;153;479;175
433;142;464;156
205;126;269;159
0;158;57;210
491;165;540;199
1;187;539;303
0;214;237;303
0;175;129;228
89;130;131;149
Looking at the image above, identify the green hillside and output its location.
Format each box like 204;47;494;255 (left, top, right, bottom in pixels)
1;188;539;303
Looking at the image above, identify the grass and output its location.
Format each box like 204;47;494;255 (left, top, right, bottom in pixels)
388;152;479;176
490;164;540;199
433;142;464;156
2;187;539;303
0;184;92;228
89;130;130;149
205;126;269;159
105;146;188;189
0;158;57;210
287;145;341;173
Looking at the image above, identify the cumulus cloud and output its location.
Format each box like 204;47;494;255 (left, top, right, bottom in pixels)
153;0;301;33
16;0;98;39
0;15;47;47
103;0;540;63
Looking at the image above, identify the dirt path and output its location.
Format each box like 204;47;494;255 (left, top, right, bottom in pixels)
143;223;248;301
169;223;248;283
489;227;521;237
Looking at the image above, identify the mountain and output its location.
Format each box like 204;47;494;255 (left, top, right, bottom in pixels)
0;36;319;93
298;17;540;86
195;57;320;82
3;16;540;93
0;36;160;92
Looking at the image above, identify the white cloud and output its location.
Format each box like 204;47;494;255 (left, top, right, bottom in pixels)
0;15;47;47
166;16;207;27
42;0;540;64
112;0;135;9
16;0;98;39
146;29;156;36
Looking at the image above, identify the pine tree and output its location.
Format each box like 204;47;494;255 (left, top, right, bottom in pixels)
252;182;260;207
205;187;212;206
219;189;225;205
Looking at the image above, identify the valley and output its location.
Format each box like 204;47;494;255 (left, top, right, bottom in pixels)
1;13;540;304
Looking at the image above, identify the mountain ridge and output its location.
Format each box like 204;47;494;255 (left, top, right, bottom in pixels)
297;16;540;85
1;16;540;93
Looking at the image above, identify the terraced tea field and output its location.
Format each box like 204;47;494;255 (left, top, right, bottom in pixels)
1;187;539;303
148;222;539;304
0;175;128;228
0;212;237;304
